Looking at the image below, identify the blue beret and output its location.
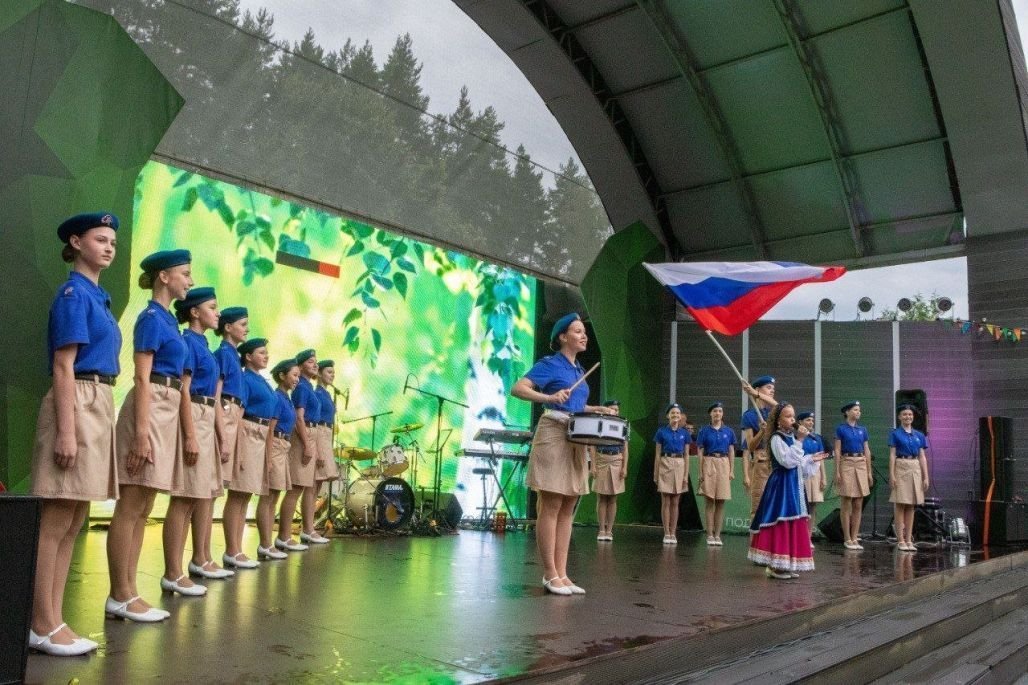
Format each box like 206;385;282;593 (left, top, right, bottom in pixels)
840;401;861;414
896;404;918;414
140;249;191;274
796;411;814;421
707;402;723;413
550;312;581;343
751;375;775;388
57;212;119;242
219;306;248;325
237;338;267;357
173;287;216;314
271;358;299;378
295;348;316;365
318;359;334;370
603;399;620;407
665;402;681;414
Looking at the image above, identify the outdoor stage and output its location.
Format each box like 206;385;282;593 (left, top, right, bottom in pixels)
24;523;1020;684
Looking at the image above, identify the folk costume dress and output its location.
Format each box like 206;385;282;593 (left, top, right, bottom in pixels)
747;431;819;573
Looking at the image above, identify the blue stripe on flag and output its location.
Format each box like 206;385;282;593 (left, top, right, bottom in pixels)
668;278;763;309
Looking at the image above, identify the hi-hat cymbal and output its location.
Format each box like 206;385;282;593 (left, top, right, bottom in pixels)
389;422;423;434
335;446;377;461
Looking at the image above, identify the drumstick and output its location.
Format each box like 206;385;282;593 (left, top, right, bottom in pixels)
567;362;600;393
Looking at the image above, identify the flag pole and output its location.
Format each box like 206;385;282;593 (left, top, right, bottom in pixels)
704;329;764;418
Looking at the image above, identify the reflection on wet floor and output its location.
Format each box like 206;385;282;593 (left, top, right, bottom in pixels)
26;524;997;684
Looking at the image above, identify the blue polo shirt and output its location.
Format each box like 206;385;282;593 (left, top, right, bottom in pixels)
275;389;297;435
47;272;122;376
836;422;869;454
315;385;335;424
182;329;218;397
654;425;691;455
213;340;245;403
241;368;277;419
802;433;825;455
697;424;736;455
291;376;321;422
523;353;589;413
133;300;186;377
889;427;927;458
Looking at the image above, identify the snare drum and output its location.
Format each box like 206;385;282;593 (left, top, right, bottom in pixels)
379;444;409;476
345;476;415;530
567;413;628;446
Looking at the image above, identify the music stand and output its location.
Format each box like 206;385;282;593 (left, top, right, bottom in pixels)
408;384;468;528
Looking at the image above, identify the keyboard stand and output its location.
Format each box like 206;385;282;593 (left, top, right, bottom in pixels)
485;440;526;530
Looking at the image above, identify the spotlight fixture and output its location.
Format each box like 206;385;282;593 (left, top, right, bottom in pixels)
937;296;953;313
897;298;912;313
815;298;835;320
857;297;874;313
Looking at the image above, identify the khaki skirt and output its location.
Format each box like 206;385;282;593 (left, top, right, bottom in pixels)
228;418;269;495
268;435;292;493
288;426;317;488
838;456;871;498
31;380;118;501
526;415;589;496
314;425;339;481
116;382;181;491
169;401;217;499
889;458;924;505
592;451;625;495
804;471;825;503
656;456;688;494
218;401;244;484
699;456;731;500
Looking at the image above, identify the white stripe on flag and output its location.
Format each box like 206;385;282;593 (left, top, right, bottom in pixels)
643;261;831;286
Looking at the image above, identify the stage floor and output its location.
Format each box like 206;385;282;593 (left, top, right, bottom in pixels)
26;524;995;684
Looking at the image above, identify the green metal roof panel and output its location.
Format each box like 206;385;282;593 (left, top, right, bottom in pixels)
667;0;786;71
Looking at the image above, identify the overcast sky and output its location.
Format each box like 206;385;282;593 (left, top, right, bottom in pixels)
237;0;1028;321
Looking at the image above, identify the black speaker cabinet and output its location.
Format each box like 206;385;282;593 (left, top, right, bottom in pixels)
437;493;463;528
0;496;42;685
979;416;1015;501
972;500;1028;545
817;508;845;543
895;389;928;434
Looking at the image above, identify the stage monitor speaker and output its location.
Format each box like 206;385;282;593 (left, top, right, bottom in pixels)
971;500;1027;545
817;508;845;543
0;496;41;685
437;493;463;528
895;389;928;434
979;416;1014;501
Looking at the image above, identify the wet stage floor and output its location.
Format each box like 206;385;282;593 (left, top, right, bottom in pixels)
26;524;991;684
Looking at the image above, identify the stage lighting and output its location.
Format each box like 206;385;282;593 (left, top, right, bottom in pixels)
937;296;953;313
857;297;874;313
897;298;912;312
815;298;835;320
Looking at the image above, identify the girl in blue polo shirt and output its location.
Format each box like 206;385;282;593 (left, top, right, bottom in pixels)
696;402;736;546
834;401;872;550
108;249;192;624
30;213;121;655
284;349;328;546
654;403;692;544
272;359;310;553
312;360;341;528
889;404;929;552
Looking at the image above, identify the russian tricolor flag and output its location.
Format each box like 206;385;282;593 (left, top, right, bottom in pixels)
644;261;846;335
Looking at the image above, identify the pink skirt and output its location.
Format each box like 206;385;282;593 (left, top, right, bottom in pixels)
748;518;815;573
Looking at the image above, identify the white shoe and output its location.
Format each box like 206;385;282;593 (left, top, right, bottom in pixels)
542;577;572;596
560;577;586;594
160;575;207;596
706;536;716;546
669;536;678;545
662;536;673;544
104;596;168;622
274;537;309;552
28;623;97;657
765;567;793;580
257;545;288;560
222;553;260;569
300;531;330;544
189;561;233;579
714;537;723;546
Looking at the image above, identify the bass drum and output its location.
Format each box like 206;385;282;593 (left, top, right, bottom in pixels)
345;477;415;531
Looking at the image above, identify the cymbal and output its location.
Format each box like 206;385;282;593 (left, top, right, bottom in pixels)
389;422;423;434
335;446;377;461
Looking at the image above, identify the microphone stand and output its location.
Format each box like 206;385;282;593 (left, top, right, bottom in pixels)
408;385;469;528
339;410;393;452
324;385;349;527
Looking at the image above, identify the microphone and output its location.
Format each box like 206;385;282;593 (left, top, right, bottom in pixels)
403;373;417;395
327;383;349;410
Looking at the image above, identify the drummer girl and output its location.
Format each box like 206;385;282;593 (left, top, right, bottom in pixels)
311;359;340;532
696;402;736;546
288;349;327;545
272;358;309;552
591;399;627;542
108;249;192;622
834;401;872;550
512;313;611;596
162;287;221;597
30;213;121;655
653;403;691;545
889;405;929;552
